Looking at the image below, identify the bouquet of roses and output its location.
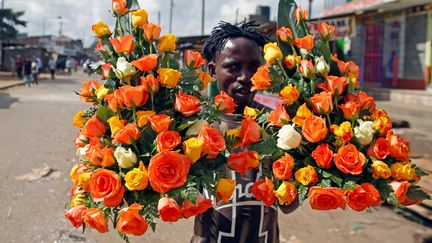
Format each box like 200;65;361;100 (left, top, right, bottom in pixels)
65;0;233;240
226;0;430;211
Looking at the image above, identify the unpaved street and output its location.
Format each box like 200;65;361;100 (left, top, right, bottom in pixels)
0;72;430;243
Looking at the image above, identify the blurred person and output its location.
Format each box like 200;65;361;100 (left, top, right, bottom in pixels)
23;58;32;87
73;58;79;72
48;57;56;80
191;22;299;243
10;56;15;76
31;58;39;85
15;55;23;79
66;57;73;74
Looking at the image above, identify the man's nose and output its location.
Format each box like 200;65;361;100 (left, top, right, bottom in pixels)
237;68;252;84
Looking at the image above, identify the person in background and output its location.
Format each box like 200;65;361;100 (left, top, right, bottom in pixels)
15;55;23;79
31;57;39;85
66;57;73;74
191;22;299;243
48;57;57;80
10;56;16;76
23;58;32;87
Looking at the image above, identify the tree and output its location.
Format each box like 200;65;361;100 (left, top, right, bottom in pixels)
0;8;26;40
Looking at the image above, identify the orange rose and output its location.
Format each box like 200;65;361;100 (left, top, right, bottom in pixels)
101;63;112;80
198;124;226;158
106;93;119;112
227;151;260;176
325;76;346;96
143;22;161;42
175;91;201;117
147;114;173;133
276;26;293;43
367;137;390;159
309;91;333;114
110;35;134;53
185;50;206;69
302;115;327;143
334;144;366;175
140;74;159;94
112;123;141;145
158;197;183;222
355;91;375;111
251;177;276;206
80;80;101;102
293;35;314;50
181;195;213;218
81;115;106;138
197;71;212;90
251;65;272;91
268;105;290;127
89;169;125;207
308;187;346;210
294;6;308;21
216;178;235;203
114;85;149;108
372;110;392;136
131;54;158;72
89;146;115;167
272;153;295;180
339;101;360;121
84;208;109;233
279;84;300;105
65;205;86;228
156;130;181;152
112;0;128;15
239;118;261;148
317;22;336;41
299;59;314;79
214;90;237;113
148;151;191;193
116;203;148;236
346;183;382;211
386;130;410;161
311;143;333;169
390;181;423;206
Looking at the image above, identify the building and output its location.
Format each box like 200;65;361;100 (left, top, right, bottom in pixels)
312;0;432;90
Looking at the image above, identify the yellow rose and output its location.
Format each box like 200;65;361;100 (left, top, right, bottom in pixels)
157;33;176;52
263;42;283;64
371;160;391;179
226;128;240;138
95;86;110;100
295;165;318;186
70;194;86;208
391;162;417;181
125;161;149;191
216;178;235;203
77;172;91;192
243;106;259;119
131;9;148;28
283;55;300;69
136;110;155;128
330;121;353;143
91;21;111;38
72;110;88;128
107;115;125;137
158;68;182;88
183;137;204;163
274;181;297;205
279;84;300;106
292;103;312;127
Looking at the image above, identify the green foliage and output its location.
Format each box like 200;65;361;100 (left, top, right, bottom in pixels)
387;192;404;208
298;184;308;205
413;165;429;177
374;179;393;201
319;169;343;187
407;184;431;201
96;106;114;122
277;0;307;56
0;8;26;39
342;181;358;191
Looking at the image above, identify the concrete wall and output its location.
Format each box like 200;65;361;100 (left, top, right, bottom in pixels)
403;13;427;80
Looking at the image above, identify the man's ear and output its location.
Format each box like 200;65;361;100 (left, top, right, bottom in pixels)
208;62;216;77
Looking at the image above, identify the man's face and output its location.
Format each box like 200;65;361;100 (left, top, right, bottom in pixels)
210;37;264;114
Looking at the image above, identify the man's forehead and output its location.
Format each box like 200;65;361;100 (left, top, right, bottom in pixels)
216;37;263;61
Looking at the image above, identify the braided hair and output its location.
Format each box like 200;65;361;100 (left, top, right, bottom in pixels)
202;21;269;62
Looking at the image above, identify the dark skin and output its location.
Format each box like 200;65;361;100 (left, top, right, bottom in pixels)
208;37;264;114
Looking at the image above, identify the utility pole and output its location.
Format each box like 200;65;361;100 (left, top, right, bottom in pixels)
157;11;161;26
1;0;4;37
201;0;205;35
169;0;173;33
309;0;313;18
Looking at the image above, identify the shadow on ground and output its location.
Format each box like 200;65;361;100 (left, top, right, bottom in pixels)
0;92;19;109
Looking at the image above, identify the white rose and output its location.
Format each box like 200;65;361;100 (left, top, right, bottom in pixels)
76;144;90;161
186;119;209;137
315;56;329;77
277;124;302;150
114;146;138;169
354;120;374;145
113;57;136;80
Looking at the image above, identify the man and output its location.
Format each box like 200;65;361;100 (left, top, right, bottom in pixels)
192;22;298;243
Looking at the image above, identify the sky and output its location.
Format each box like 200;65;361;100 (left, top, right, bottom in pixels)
5;0;325;47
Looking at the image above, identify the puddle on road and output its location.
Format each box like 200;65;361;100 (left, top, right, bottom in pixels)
0;92;20;109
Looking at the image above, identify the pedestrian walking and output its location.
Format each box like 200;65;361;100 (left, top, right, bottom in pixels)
16;55;23;79
66;57;73;74
31;59;39;85
48;57;56;80
10;57;16;76
23;58;32;87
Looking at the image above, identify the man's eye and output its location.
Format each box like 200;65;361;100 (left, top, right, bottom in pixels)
225;64;238;71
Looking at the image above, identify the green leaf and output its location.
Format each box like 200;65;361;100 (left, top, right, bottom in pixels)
319;179;332;188
321;170;343;187
406;184;431;202
104;79;117;89
277;0;307;56
387;192;404;208
413;165;429;177
298;184;308;205
342;181;358;191
96;106;113;122
314;41;332;64
374;179;393;201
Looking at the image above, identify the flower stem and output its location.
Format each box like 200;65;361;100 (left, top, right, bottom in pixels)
325;113;332;127
276;59;289;82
